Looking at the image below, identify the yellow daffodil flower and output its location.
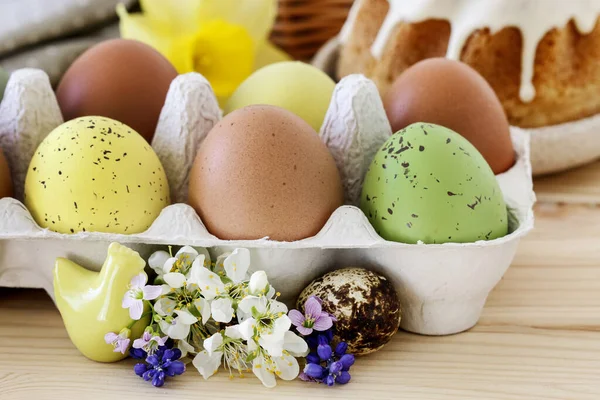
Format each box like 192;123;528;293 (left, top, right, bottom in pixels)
117;0;290;103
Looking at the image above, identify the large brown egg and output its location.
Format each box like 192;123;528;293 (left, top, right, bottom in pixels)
188;105;343;241
0;147;12;198
56;39;177;142
383;58;514;174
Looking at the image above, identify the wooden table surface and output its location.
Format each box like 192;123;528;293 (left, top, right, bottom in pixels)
3;162;600;400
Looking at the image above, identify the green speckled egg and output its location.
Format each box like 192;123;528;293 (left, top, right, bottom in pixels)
24;117;170;234
360;123;508;244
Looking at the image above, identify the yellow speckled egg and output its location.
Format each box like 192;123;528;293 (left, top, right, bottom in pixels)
225;61;336;132
24;117;170;234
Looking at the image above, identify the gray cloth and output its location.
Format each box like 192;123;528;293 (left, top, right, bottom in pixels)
0;0;137;86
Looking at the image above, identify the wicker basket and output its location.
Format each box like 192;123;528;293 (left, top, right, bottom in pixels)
272;0;354;61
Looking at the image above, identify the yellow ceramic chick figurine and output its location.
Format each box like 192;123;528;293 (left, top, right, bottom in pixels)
54;242;150;362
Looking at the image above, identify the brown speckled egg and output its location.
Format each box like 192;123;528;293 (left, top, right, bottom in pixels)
0;147;13;198
56;39;178;142
384;58;515;174
298;268;401;355
188;105;343;241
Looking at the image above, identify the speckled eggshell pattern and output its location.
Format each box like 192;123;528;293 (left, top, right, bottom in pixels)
188;105;344;241
297;267;401;355
24;117;170;234
0;147;12;198
361;123;508;244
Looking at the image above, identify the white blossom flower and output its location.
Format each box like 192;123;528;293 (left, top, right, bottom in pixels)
122;272;162;320
247;338;303;388
210;297;235;323
193;297;211;325
154;297;177;317
282;331;309;357
190;257;225;300
258;315;292;357
192;333;224;379
248;270;270;295
223;248;251;283
162;271;187;289
162;246;198;273
148;250;170;278
159;309;197;340
177;338;196;358
192;330;250;380
235;297;294;358
237;295;287;323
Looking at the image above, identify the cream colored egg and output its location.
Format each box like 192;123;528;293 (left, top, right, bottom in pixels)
225;61;336;132
24;117;170;234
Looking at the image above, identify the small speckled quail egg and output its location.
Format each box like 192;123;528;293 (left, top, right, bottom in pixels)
24;117;170;234
297;267;401;355
360;123;508;244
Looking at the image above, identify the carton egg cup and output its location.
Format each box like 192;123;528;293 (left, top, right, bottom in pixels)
0;68;535;336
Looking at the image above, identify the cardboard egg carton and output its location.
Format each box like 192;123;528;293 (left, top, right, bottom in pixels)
313;36;600;176
0;68;535;336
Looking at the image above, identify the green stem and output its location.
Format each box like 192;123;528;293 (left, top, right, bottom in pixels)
128;310;152;329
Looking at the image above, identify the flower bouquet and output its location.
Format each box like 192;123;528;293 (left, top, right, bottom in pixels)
104;246;355;388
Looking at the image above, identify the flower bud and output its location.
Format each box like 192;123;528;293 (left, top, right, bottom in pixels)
324;374;335;386
306;353;320;364
304;363;326;379
340;354;355;370
335;341;348;357
336;371;351;384
317;343;332;361
329;361;342;374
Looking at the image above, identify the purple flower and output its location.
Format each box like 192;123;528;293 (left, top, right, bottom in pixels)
104;328;130;354
317;342;332;361
324;374;335;386
134;344;185;387
335;342;348;357
300;333;355;387
340;354;355;370
130;347;147;360
298;371;314;382
132;331;168;355
336;371;351;384
306;329;334;349
122;272;162;320
306;353;320;364
288;296;335;336
304;363;326;379
329;361;343;374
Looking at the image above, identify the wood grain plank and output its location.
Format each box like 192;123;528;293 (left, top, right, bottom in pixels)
535;160;600;204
